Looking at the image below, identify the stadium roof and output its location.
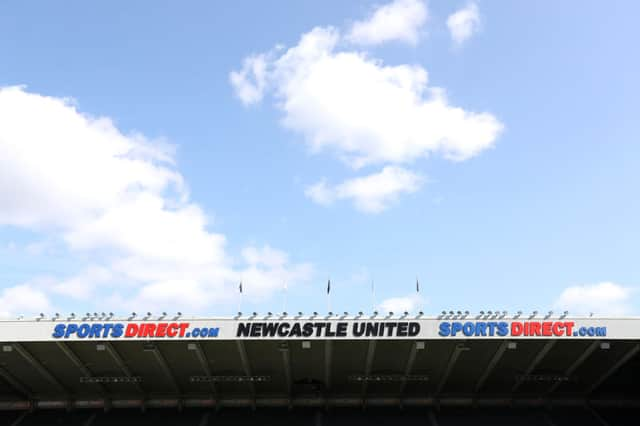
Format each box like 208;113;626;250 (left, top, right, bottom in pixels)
0;316;639;411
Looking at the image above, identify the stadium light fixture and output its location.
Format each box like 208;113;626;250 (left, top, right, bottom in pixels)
476;311;484;319
68;313;76;320
129;312;137;320
53;313;60;321
529;311;538;319
37;313;45;321
281;312;288;318
545;311;553;319
456;311;462;318
514;311;522;319
386;312;394;319
311;312;318;319
402;311;409;318
463;311;470;318
295;312;303;319
144;312;152;320
251;312;257;319
560;311;568;319
417;311;424;318
108;312;114;319
372;311;378;318
340;312;348;319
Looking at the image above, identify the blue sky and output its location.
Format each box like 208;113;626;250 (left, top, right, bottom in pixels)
1;0;639;318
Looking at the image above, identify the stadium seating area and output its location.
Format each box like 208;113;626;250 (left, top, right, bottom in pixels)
0;407;636;425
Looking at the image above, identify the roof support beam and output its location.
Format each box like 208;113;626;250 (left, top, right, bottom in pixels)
512;340;556;393
398;342;418;397
547;340;599;394
190;343;217;397
13;343;67;394
435;344;467;396
83;412;97;426
9;411;28;426
147;344;180;394
427;410;440;426
103;343;144;394
235;341;256;408
56;342;107;395
361;340;377;406
475;341;508;393
0;366;31;399
586;406;609;426
324;341;332;392
280;343;293;401
586;343;640;394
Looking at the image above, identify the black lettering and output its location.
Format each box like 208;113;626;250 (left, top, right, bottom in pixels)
277;323;290;337
408;322;420;336
353;322;365;337
397;322;408;337
365;322;379;337
250;323;262;337
337;322;348;337
290;323;302;337
302;323;314;337
237;323;251;337
263;322;278;337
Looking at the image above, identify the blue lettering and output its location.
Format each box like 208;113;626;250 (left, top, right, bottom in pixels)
451;322;463;336
497;322;509;336
438;322;451;337
52;324;65;338
462;323;474;336
65;324;78;338
112;323;124;338
77;324;90;338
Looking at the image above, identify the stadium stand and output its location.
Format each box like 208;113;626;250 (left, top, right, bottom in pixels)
0;316;638;424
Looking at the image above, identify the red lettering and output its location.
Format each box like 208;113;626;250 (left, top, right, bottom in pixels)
156;323;167;338
125;324;139;337
542;322;552;336
167;323;178;337
552;322;564;336
179;323;190;337
511;322;523;336
564;321;575;336
141;324;156;338
530;322;541;336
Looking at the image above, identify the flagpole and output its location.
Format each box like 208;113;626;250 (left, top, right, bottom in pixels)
283;282;287;313
238;281;243;313
327;279;331;313
371;279;375;313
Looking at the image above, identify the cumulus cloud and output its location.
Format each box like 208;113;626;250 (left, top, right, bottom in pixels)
305;166;424;213
229;53;270;105
379;293;423;313
553;282;634;316
0;86;312;316
447;2;481;46
0;284;52;318
347;0;428;46
231;7;502;211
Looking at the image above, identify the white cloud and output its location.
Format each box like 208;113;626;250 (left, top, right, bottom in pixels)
229;53;269;105
0;284;52;318
553;282;634;316
231;13;502;211
347;0;428;46
0;86;312;314
305;166;424;213
379;293;423;313
447;2;481;46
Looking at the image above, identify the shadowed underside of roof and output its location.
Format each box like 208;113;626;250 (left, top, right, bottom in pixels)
0;338;638;411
